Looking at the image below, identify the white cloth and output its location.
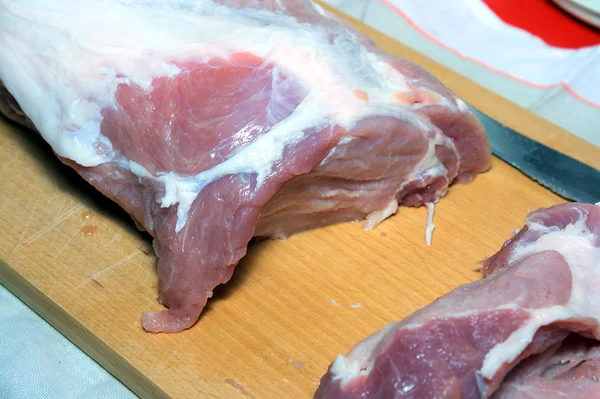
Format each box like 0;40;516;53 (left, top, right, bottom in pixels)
381;0;600;109
0;285;136;399
324;0;600;146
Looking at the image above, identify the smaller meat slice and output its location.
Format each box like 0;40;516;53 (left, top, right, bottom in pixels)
315;202;600;399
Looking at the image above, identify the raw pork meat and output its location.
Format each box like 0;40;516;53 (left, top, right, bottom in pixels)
316;202;600;398
494;335;600;398
0;0;491;333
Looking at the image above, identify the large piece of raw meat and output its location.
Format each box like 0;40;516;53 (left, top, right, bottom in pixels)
316;202;600;398
0;0;491;333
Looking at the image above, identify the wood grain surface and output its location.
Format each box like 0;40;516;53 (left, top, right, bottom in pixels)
0;4;598;399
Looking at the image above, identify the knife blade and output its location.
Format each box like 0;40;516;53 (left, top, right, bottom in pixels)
469;105;600;204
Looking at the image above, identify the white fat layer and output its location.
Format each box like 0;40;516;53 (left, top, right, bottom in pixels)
425;202;435;246
363;199;398;230
360;131;449;233
310;0;326;15
456;98;469;113
0;0;454;232
480;210;600;380
405;131;450;183
317;135;353;167
329;307;526;383
321;188;362;198
331;321;401;382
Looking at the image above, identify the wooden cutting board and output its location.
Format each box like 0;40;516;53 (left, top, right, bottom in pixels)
0;4;598;399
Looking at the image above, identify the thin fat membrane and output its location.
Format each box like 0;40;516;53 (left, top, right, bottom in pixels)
0;0;452;233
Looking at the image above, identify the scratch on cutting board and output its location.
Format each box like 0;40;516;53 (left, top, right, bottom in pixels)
90;250;141;280
14;204;84;251
131;255;153;285
82;230;123;275
225;379;255;398
52;194;69;222
150;350;177;379
14;194;40;246
54;213;86;257
65;250;142;294
12;188;45;250
53;232;76;258
102;251;142;274
102;230;123;251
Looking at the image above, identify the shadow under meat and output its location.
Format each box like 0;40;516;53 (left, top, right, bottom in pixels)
3;116;270;327
2;117;149;243
196;237;270;322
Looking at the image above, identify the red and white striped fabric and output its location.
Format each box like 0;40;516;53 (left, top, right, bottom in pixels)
378;0;600;110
